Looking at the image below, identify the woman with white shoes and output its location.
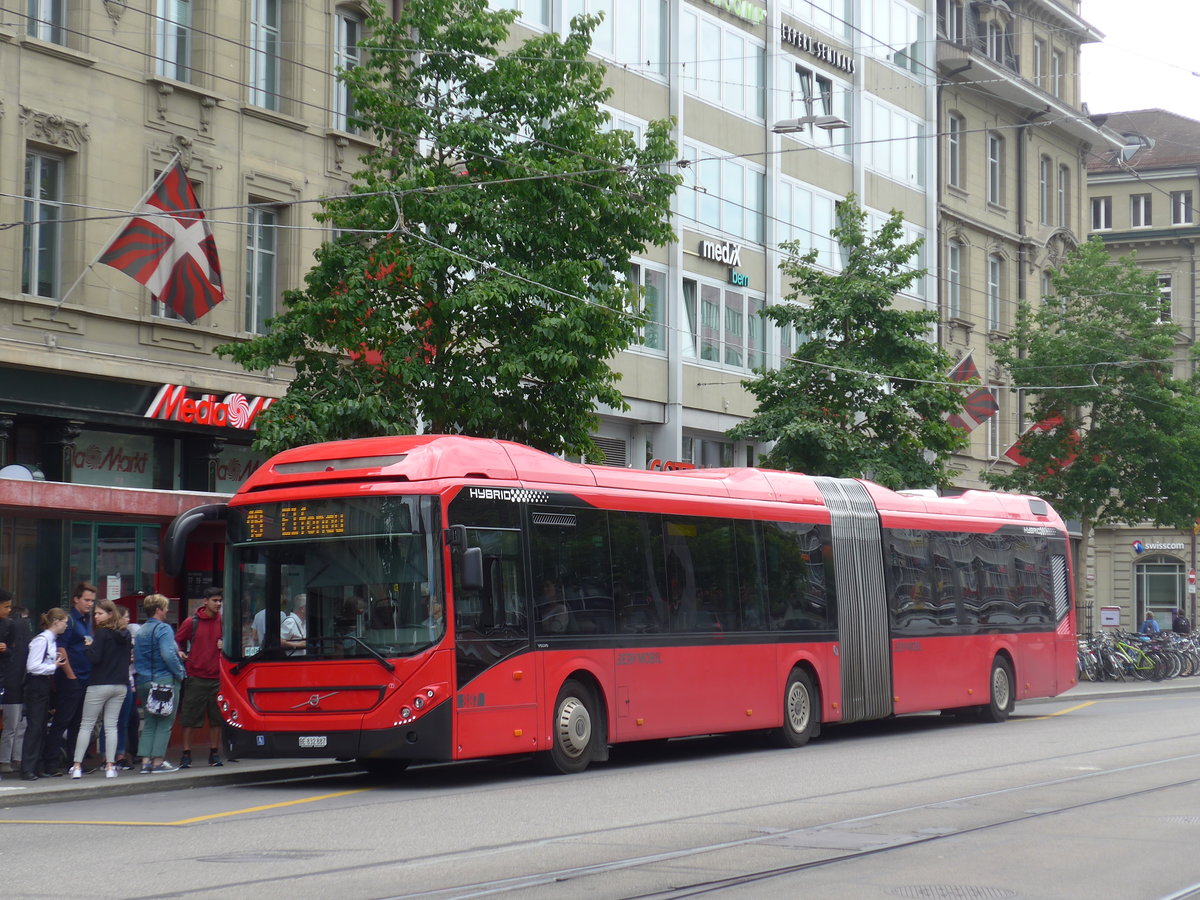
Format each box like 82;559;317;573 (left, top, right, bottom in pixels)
69;599;132;780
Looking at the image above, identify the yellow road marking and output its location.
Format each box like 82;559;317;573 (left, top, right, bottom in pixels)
1034;700;1096;720
0;787;372;828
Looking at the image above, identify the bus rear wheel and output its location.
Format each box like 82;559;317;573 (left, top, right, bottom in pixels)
979;657;1014;723
537;679;598;775
775;669;818;748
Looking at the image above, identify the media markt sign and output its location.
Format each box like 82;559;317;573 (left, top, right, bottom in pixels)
144;384;275;430
701;0;766;26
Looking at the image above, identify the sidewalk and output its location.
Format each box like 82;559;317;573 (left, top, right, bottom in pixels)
0;755;359;809
2;677;1196;809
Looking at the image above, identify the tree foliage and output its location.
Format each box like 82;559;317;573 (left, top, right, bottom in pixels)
983;239;1200;550
219;0;678;456
728;198;968;489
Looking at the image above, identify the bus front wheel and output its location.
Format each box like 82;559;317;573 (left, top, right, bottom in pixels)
775;669;819;748
537;679;598;775
979;657;1014;723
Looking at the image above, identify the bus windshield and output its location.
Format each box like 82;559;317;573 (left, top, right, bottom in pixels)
225;496;442;662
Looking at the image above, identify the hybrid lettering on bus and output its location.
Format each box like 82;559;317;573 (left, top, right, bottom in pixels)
164;434;1076;775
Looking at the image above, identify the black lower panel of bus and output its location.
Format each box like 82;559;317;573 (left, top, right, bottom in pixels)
224;699;452;761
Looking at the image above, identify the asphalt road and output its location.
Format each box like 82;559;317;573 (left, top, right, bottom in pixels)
3;679;1199;900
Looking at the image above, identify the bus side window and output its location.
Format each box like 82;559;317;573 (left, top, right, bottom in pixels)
610;512;667;634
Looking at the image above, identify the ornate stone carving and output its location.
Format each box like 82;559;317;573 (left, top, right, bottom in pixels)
102;0;126;27
19;107;89;150
199;95;217;135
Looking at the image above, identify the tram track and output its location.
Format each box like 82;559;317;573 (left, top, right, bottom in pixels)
128;738;1200;900
379;753;1200;900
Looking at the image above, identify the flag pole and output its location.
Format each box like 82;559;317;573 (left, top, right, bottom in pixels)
51;151;184;319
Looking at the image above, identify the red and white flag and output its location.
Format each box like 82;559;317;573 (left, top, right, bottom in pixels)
1003;414;1078;470
99;161;224;323
944;353;999;432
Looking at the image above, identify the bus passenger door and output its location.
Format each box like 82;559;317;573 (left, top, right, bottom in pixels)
451;527;539;760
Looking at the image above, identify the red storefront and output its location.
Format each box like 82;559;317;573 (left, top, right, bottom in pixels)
0;365;272;620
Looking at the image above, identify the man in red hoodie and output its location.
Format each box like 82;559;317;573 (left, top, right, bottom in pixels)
175;586;225;768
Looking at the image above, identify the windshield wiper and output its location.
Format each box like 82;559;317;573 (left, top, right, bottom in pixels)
342;635;396;671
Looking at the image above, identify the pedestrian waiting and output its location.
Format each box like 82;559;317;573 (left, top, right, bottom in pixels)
69;600;132;780
1140;611;1161;635
20;608;69;781
134;594;185;774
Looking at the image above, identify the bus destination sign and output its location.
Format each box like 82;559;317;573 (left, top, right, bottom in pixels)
242;504;348;540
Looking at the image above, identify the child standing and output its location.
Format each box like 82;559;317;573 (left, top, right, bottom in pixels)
20;608;69;781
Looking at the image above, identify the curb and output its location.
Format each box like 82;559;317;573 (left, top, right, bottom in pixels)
1020;679;1200;706
0;761;360;810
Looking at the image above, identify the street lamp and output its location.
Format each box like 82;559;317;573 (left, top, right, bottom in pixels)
772;114;849;134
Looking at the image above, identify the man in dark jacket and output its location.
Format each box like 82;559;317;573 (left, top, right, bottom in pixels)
42;582;95;776
175;586;225;768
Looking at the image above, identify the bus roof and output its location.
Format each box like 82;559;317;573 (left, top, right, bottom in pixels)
237;434;1062;527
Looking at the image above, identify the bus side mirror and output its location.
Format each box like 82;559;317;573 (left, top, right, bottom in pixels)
447;525;468;549
461;546;484;592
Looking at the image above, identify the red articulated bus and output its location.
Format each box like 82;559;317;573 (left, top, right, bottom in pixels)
163;434;1077;775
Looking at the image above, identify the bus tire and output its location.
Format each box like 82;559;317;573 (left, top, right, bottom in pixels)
537;679;599;775
775;669;818;748
980;656;1014;723
357;758;411;778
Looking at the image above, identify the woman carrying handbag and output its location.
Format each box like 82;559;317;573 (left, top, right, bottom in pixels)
134;594;186;774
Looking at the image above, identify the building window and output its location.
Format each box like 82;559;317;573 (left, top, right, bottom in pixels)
946;113;963;188
1171;190;1193;226
1091;196;1112;231
332;8;362;132
1131;193;1152;228
491;0;550;29
938;0;964;42
780;60;851;157
867;0;923;75
946;239;962;320
245;204;278;334
682;277;766;372
985;20;1005;63
681;8;764;118
22;151;64;299
26;0;65;43
1157;274;1173;322
786;0;851;38
1038;156;1051;225
630;263;666;353
156;0;192;81
1031;38;1045;88
1050;51;1064;99
986;389;1001;458
777;177;840;271
864;96;925;188
565;0;667;76
679;141;764;244
987;254;1003;331
1058;165;1069;226
987;133;1004;206
1134;556;1186;622
249;0;281;110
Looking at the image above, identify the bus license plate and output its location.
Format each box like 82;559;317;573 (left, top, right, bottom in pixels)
298;736;327;748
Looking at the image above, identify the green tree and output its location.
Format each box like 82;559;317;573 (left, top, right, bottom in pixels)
219;0;678;457
983;238;1200;602
728;197;968;489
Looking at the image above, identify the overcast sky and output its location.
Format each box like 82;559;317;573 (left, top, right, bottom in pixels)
1081;0;1200;121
